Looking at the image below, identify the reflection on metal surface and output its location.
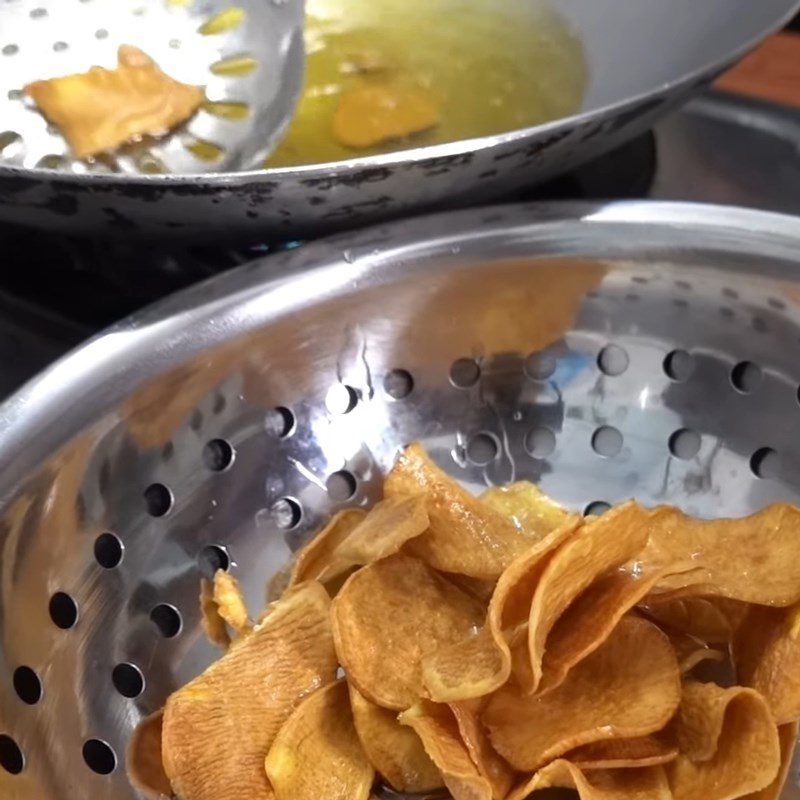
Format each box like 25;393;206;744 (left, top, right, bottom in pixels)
3;201;800;797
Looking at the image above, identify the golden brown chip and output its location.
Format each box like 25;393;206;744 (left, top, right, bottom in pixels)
25;45;204;158
162;581;337;800
265;680;374;800
288;509;367;588
348;682;443;793
568;735;678;770
200;577;231;649
384;442;540;579
330;494;429;569
508;761;672;800
639;596;748;644
734;603;800;725
331;553;485;709
642;503;800;606
741;722;798;800
668;681;780;800
127;709;172;799
525;502;657;693
212;569;251;636
400;700;493;800
451;699;516;799
423;517;582;702
668;632;726;675
483;616;681;771
481;481;571;540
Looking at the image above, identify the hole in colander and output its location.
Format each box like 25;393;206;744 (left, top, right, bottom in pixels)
524;351;556;381
597;345;629;377
325;383;358;414
524;426;556;459
29;6;46;17
13;667;41;705
731;361;762;394
2;44;19;56
719;307;734;320
669;429;701;460
752;317;768;334
751;447;779;480
52;41;68;51
722;287;739;300
265;406;295;438
584;501;611;517
212;393;226;414
49;592;78;629
203;439;235;472
663;349;694;382
144;484;173;517
95;28;108;39
150;604;182;638
0;735;23;775
94;532;123;569
768;297;786;311
591;426;623;458
82;739;116;775
112;663;145;698
466;433;498;466
190;409;204;431
326;471;357;501
271;497;302;530
449;358;480;388
675;279;692;290
198;544;231;577
384;369;414;400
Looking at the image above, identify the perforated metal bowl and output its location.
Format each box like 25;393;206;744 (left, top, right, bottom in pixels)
2;200;800;800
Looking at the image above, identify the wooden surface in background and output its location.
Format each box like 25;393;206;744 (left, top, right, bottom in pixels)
717;31;800;107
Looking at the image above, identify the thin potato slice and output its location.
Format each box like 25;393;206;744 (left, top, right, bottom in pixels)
127;709;172;799
481;482;570;541
349;682;443;793
265;680;374;800
526;502;656;694
200;577;231;649
423;517;582;702
288;509;367;588
451;699;516;800
568;735;678;770
508;761;672;800
484;616;681;771
640;596;748;644
734;603;800;724
212;569;250;636
741;722;798;800
668;682;780;800
643;503;800;606
332;553;485;709
400;700;493;800
385;442;540;579
330;495;429;570
162;581;337;800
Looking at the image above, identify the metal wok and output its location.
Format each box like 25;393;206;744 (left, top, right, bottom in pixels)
0;0;798;240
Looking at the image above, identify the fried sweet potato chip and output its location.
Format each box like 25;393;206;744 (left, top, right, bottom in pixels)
734;603;800;724
212;569;251;636
162;581;337;800
127;709;172;799
332;553;485;709
508;761;672;800
640;596;748;644
423;517;582;702
265;680;374;800
484;616;681;771
349;682;443;793
451;699;516;799
25;45;204;158
741;722;798;800
526;503;656;694
400;700;493;800
481;482;571;540
668;681;780;800
385;442;537;579
288;509;367;588
200;576;231;649
643;503;800;606
568;735;678;770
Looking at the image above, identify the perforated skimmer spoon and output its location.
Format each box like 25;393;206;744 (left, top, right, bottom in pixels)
0;0;305;174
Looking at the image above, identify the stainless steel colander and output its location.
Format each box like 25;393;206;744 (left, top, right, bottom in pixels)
2;200;800;800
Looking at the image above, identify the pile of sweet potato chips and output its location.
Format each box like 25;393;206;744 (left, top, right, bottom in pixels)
128;442;800;800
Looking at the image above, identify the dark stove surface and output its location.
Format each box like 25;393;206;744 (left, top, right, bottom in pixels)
1;90;800;393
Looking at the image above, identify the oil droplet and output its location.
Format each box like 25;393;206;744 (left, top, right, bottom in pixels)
36;154;66;169
184;137;225;161
203;100;250;120
136;151;167;174
209;54;257;76
199;7;245;35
